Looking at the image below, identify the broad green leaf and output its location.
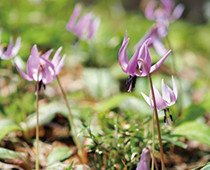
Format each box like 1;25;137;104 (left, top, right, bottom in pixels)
0;147;26;160
201;162;210;170
0;119;23;141
177;104;206;125
162;136;187;149
83;68;119;99
173;122;210;146
47;146;73;165
46;162;68;170
95;93;136;112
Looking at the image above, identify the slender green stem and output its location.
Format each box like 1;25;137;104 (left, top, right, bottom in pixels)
56;76;85;163
35;66;41;170
138;58;165;170
151;111;155;170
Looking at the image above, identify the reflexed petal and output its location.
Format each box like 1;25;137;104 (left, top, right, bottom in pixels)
55;54;66;75
15;63;33;81
27;45;40;77
138;39;152;77
153;39;167;56
66;4;81;31
74;13;93;38
3;38;13;59
150;49;171;73
12;37;21;57
118;32;129;72
42;66;55;84
161;0;173;13
145;1;156;20
41;49;53;59
87;17;100;39
153;86;167;110
126;44;141;76
52;47;62;66
170;4;184;21
141;92;153;109
172;76;178;99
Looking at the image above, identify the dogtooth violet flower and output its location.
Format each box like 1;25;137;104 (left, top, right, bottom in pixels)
141;76;178;124
136;147;151;170
66;4;100;40
0;30;21;60
118;31;171;92
136;22;168;56
145;0;184;23
15;45;65;90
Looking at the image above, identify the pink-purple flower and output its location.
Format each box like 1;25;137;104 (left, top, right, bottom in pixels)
0;30;21;60
136;147;151;170
66;4;100;40
119;31;171;92
145;0;184;23
136;23;168;56
15;45;65;86
141;76;177;123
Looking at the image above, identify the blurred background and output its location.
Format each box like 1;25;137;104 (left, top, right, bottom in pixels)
0;0;209;169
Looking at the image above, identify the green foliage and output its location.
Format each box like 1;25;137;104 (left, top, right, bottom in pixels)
47;146;73;165
0;119;22;141
0;147;26;160
173;121;210;146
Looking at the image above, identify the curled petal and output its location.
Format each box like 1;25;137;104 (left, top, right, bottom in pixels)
153;39;167;56
52;47;62;66
145;1;156;20
74;13;94;38
170;4;184;22
15;63;33;81
41;49;53;59
55;54;66;75
12;37;21;57
118;33;129;72
152;86;168;110
66;4;81;31
87;17;100;39
3;38;13;59
150;49;171;73
126;44;141;76
27;45;40;77
161;79;175;105
141;92;153;109
161;0;173;13
172;76;178;99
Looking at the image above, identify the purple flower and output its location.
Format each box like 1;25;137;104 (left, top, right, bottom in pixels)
15;45;65;85
66;4;100;40
141;76;177;123
0;30;21;60
145;0;184;23
136;147;151;170
119;31;171;92
136;23;168;56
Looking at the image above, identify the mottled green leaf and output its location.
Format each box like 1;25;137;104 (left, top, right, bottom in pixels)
47;146;73;165
0;147;26;160
173;121;210;146
0;119;23;141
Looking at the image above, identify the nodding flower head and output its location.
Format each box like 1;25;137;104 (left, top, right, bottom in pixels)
141;76;178;123
119;31;171;92
66;4;100;40
145;0;184;23
0;30;21;60
15;45;65;86
136;147;151;170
